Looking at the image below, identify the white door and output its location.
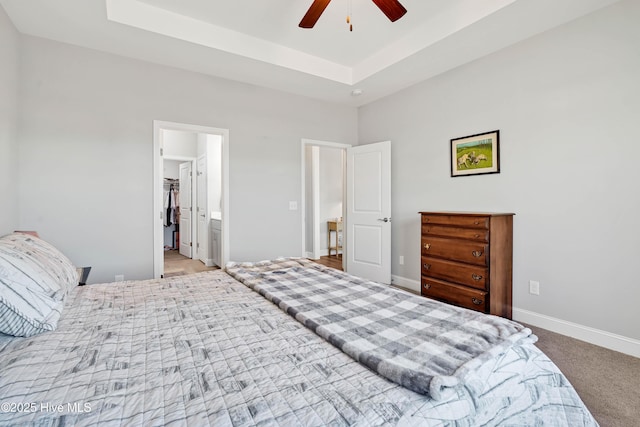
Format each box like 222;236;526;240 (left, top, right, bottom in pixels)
346;141;391;284
179;162;192;258
197;155;208;264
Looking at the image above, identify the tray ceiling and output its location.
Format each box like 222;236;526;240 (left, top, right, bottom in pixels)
0;0;621;106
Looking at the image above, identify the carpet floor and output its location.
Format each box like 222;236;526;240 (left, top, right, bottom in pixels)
528;324;640;427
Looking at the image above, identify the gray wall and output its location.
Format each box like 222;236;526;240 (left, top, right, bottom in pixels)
16;36;357;283
163;130;198;158
358;0;640;340
0;6;19;235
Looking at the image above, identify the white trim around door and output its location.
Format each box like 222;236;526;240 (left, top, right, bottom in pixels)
153;121;230;279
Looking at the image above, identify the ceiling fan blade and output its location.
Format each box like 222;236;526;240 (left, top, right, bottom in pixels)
371;0;407;22
299;0;332;28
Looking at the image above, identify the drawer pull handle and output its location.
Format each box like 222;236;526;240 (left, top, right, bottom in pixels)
423;283;431;290
471;273;483;281
474;220;479;225
474;234;480;238
472;250;483;257
423;243;431;250
423;263;431;270
472;298;483;305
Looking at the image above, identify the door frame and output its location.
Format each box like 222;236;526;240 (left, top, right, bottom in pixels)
300;139;351;268
153;120;230;279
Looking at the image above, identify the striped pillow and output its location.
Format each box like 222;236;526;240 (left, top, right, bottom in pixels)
0;233;77;337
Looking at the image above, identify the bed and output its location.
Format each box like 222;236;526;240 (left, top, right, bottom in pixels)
0;233;598;426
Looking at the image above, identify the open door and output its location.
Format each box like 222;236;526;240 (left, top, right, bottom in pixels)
346;141;391;284
179;161;192;258
196;155;208;264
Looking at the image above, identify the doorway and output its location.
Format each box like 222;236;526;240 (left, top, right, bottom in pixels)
153;121;230;279
301;139;392;284
301;139;350;269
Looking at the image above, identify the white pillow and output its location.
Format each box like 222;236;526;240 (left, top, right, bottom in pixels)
0;233;77;337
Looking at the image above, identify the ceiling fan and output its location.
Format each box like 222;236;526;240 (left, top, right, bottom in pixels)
299;0;407;29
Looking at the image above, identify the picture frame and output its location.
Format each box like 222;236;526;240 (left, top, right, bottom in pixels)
450;130;500;177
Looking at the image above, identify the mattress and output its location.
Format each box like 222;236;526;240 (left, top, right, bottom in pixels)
0;268;598;426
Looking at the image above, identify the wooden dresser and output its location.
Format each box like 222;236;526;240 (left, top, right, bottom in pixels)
419;212;514;319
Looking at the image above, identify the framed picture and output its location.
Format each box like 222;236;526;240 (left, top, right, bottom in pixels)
451;130;500;177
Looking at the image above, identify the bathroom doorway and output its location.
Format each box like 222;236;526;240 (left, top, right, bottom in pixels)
153;121;229;279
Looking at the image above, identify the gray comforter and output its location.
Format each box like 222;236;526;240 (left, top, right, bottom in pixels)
0;268;597;426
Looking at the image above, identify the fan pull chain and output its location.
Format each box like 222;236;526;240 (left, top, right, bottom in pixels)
346;0;353;31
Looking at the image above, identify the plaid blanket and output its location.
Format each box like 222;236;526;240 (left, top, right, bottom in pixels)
226;258;536;401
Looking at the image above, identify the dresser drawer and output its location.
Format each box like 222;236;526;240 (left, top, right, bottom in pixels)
421;236;488;266
418;211;513;318
421;256;488;289
421;277;488;313
422;214;489;229
421;224;489;242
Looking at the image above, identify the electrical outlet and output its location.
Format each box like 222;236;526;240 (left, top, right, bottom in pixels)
399;255;404;265
529;280;540;295
289;201;298;211
115;274;124;282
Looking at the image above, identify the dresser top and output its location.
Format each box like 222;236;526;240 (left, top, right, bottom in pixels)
419;211;515;216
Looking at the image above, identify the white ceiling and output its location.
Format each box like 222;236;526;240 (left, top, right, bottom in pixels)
1;0;621;106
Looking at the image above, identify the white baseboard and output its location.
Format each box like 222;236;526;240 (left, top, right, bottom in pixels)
305;250;341;259
388;275;639;358
513;308;640;358
321;249;341;257
390;275;420;294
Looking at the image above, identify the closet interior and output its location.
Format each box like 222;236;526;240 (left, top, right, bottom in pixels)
164;178;180;251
